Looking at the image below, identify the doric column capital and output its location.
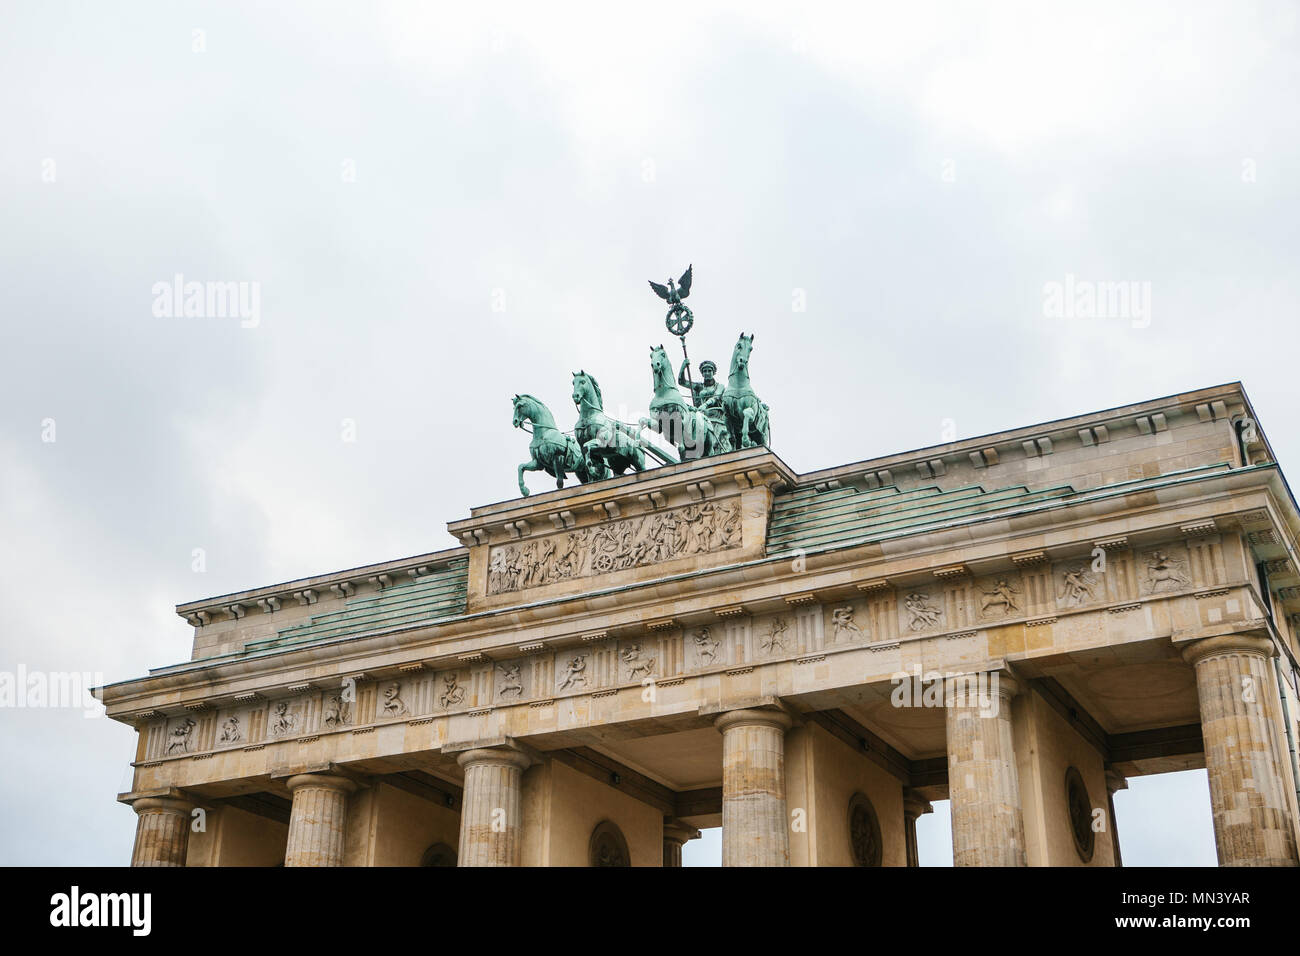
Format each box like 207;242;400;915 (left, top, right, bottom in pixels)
713;706;793;735
1104;767;1128;795
130;795;196;816
455;746;533;773
663;819;702;846
943;667;1020;707
285;773;358;795
1181;632;1275;667
902;788;933;821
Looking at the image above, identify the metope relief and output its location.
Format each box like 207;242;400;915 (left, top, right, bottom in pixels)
977;576;1021;621
486;499;743;595
1141;548;1191;595
901;590;943;633
379;682;409;719
690;626;721;668
830;606;864;643
557;655;590;692
219;715;242;743
439;672;467;709
619;643;657;681
497;663;525;699
269;700;300;738
1057;564;1102;608
166;717;197;754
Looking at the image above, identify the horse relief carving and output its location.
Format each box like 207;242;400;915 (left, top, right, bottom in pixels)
498;664;523;698
978;578;1020;619
621;643;656;681
1142;550;1190;594
487;499;742;595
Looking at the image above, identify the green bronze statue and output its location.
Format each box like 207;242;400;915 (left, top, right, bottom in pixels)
512;393;592;497
572;370;647;480
641;344;721;461
722;332;770;449
678;356;732;454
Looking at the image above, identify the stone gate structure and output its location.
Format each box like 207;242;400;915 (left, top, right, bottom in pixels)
99;382;1300;866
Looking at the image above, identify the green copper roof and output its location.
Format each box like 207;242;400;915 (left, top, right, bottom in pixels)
766;462;1234;556
245;559;468;653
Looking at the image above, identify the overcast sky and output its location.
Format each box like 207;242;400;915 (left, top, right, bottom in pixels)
1;1;1295;866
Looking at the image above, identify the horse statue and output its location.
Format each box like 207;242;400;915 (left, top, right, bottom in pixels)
512;393;592;497
640;344;720;461
571;370;648;481
722;332;770;449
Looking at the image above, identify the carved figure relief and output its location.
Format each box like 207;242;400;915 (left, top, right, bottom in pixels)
1143;550;1189;593
498;664;523;698
831;606;862;641
270;701;297;738
381;682;409;717
1058;565;1099;607
167;718;196;754
904;592;942;631
621;643;656;681
323;694;352;727
693;627;719;665
979;578;1020;618
760;618;788;654
487;499;743;595
440;673;466;708
219;715;241;743
558;656;589;691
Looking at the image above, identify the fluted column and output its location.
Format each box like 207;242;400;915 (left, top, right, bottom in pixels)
715;707;792;866
945;671;1027;866
456;746;531;866
902;788;933;868
662;819;701;867
1104;767;1127;867
284;773;356;867
1182;634;1299;867
130;796;195;867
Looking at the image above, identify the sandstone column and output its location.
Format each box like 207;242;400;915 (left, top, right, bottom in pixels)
662;819;701;867
715;707;792;866
944;671;1027;866
1104;767;1127;867
1182;634;1300;867
456;745;532;866
902;788;933;868
284;773;356;867
130;796;195;867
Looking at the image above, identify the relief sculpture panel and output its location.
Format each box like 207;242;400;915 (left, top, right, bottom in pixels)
487;498;742;595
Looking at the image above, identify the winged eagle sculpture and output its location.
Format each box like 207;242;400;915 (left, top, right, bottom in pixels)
649;264;693;307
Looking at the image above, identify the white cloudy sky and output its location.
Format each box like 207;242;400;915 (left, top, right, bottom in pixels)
1;1;1295;865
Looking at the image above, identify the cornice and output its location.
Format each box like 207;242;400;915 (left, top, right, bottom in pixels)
96;458;1291;720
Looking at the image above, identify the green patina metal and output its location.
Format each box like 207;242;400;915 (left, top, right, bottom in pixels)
511;265;771;495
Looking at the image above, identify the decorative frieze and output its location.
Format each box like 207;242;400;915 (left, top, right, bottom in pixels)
486;498;742;595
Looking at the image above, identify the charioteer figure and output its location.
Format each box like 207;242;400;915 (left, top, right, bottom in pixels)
678;357;731;452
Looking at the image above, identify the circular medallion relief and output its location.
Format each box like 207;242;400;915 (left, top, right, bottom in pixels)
589;820;630;867
1065;767;1096;863
420;842;457;867
848;793;883;867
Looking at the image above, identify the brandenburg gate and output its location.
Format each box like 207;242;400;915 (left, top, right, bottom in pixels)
98;279;1300;867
